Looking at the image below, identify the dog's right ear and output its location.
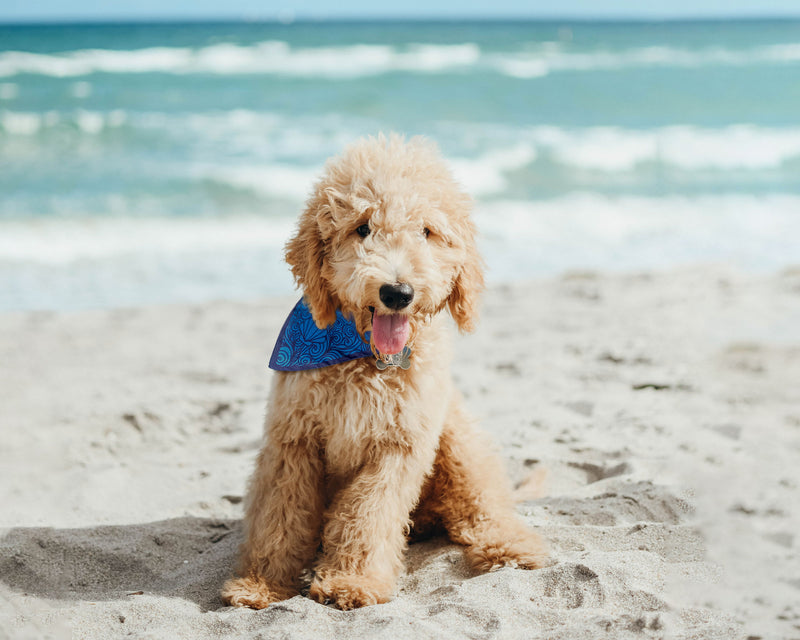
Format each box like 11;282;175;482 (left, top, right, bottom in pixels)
285;193;338;329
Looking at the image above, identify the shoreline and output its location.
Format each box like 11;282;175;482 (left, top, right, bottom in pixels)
1;265;799;639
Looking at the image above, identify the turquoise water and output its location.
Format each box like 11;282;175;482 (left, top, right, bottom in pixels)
1;20;799;309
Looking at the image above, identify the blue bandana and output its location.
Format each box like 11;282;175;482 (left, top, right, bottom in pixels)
269;298;374;371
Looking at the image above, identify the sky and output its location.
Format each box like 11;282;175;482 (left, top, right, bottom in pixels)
2;0;800;22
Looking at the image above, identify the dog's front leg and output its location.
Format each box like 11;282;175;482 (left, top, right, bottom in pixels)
309;447;430;610
221;436;324;609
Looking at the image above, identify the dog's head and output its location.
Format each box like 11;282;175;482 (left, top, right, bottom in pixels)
285;134;484;355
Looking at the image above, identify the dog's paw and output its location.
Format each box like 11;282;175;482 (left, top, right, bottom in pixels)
465;532;550;572
221;576;297;609
309;574;391;610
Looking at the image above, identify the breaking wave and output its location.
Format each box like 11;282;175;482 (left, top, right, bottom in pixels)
1;40;798;79
3;110;799;177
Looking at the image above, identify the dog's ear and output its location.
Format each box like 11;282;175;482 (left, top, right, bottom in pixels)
285;194;338;329
447;216;485;333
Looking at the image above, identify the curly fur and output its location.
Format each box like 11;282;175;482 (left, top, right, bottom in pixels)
221;134;548;611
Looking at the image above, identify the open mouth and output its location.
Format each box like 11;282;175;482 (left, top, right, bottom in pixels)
369;306;410;355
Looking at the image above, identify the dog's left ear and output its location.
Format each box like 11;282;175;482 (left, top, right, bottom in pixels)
447;216;485;333
285;193;338;329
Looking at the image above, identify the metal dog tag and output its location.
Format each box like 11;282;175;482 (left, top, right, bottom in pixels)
375;346;412;370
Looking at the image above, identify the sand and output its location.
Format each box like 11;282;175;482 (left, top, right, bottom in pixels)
1;266;799;640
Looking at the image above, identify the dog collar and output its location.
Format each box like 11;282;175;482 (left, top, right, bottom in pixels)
269;298;373;371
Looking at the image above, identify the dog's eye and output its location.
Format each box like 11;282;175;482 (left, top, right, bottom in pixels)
356;223;370;238
423;227;431;238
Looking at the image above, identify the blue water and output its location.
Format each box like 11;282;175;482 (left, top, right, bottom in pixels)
1;20;798;310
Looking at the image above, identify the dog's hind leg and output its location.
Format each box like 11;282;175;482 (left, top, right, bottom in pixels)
428;397;549;572
221;433;324;609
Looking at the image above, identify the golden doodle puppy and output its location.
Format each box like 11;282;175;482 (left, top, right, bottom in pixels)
222;134;547;611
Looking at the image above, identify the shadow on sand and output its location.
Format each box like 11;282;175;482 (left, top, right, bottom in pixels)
0;517;241;611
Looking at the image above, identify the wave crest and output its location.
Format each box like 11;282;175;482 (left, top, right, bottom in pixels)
1;40;798;79
0;42;480;78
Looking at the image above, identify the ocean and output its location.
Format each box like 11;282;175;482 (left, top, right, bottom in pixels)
1;19;798;310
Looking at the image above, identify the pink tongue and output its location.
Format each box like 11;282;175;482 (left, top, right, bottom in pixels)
371;313;410;355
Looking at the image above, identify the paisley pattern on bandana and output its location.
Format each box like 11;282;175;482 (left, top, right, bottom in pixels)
269;298;373;371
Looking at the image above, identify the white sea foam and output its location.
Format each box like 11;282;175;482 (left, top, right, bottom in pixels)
0;215;295;264
489;42;800;78
0;107;358;158
656;125;800;170
1;193;795;271
534;127;656;172
761;43;800;62
526;125;800;171
447;124;800;178
75;109;104;134
0;42;480;78
201;164;322;201
474;193;800;276
200;141;535;201
1;192;797;310
0;47;195;77
450;143;538;196
1;40;797;78
2;108;798;176
0;110;41;135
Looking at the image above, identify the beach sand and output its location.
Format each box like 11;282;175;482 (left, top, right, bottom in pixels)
1;267;799;639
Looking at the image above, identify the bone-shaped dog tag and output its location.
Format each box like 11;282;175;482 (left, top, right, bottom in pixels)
376;346;412;370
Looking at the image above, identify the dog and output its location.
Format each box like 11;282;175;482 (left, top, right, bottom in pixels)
221;134;547;611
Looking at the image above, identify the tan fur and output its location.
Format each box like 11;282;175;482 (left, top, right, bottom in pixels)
221;134;548;611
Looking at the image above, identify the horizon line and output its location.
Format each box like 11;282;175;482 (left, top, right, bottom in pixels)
2;14;800;27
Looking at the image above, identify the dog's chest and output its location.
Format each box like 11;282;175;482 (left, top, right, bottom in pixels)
322;377;409;474
304;366;444;477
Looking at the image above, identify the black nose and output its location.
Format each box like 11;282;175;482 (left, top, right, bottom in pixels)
379;282;414;310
